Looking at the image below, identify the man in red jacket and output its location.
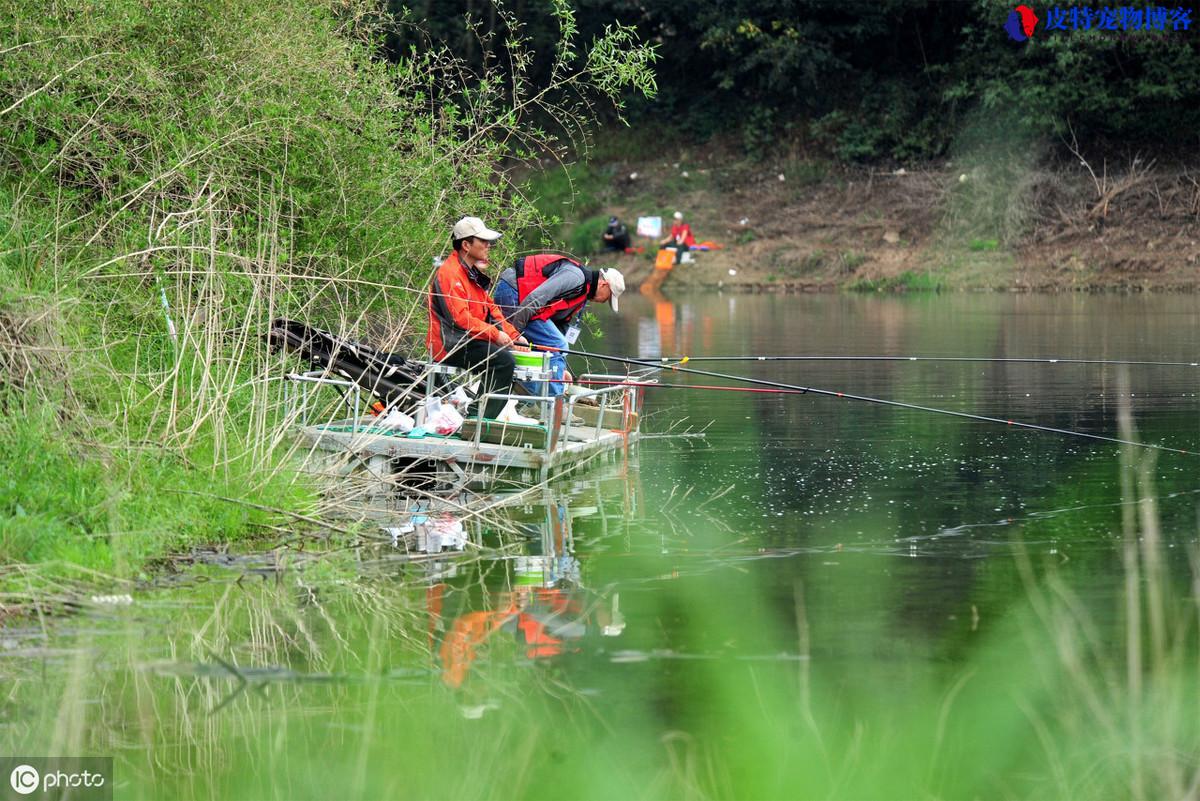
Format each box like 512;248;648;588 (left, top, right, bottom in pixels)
427;216;528;420
658;210;696;264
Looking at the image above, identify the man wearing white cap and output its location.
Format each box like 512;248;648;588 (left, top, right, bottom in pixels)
493;254;625;397
427;216;530;420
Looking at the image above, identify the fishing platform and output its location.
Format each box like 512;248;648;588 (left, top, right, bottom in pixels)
284;361;643;488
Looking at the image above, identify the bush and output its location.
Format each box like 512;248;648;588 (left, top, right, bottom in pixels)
848;270;945;292
0;0;656;573
566;214;613;258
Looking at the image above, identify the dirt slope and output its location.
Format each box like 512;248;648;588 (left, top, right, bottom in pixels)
581;153;1200;293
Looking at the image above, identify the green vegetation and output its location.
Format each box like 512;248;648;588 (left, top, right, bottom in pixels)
735;228;757;245
4;435;1197;800
839;250;868;272
849;270;946;292
0;0;655;573
387;0;1200;162
0;407;304;572
566;213;613;258
783;158;833;188
523;162;608;229
941;113;1048;248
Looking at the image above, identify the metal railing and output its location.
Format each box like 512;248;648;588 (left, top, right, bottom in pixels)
470;373;642;453
283;371;366;427
284;367;643;460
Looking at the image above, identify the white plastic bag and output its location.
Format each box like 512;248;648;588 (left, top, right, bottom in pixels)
378;409;414;432
419;394;441;428
446;386;472;408
420;515;466;552
428;403;464;436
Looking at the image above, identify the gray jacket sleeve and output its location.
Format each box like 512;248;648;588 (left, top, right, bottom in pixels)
507;263;586;331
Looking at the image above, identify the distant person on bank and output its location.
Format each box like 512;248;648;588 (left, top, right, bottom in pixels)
659;210;695;264
427;216;529;420
601;216;630;252
493;255;625;397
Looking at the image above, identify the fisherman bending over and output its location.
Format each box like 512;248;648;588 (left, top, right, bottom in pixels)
427;216;529;420
493;254;625;397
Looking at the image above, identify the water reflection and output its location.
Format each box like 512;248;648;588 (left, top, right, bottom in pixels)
4;293;1200;800
412;490;627;691
323;458;643;698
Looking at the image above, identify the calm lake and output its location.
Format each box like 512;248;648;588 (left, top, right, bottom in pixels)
5;292;1199;800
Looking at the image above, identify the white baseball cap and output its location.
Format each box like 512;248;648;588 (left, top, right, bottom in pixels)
673;211;683;220
601;268;625;312
452;216;502;241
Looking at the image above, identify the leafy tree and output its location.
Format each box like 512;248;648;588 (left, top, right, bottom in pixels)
0;0;656;568
951;0;1200;147
383;0;1200;161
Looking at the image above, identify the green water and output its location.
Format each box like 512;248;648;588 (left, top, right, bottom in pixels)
4;293;1200;800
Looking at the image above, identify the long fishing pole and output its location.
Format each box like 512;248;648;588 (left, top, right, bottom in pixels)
574;379;806;395
533;345;1198;456
651;355;1200;368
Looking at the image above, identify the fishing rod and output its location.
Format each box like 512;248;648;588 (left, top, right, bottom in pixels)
650;355;1200;368
573;379;806;396
532;345;1198;456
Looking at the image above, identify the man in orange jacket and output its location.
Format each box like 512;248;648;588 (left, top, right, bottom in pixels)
427;216;528;420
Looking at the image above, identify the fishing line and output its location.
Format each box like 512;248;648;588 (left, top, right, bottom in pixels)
533;345;1198;456
650;354;1200;367
573;379;806;395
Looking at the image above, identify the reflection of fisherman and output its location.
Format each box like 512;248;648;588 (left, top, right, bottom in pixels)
430;499;624;690
492;254;625;397
601;216;630;252
437;584;606;689
436;578;601;688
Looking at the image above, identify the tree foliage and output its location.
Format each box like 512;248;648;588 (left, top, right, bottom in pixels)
0;0;656;567
384;0;1200;161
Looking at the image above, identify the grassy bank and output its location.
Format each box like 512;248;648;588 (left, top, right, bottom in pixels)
0;0;654;576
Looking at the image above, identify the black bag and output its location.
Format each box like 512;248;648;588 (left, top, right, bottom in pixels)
268;319;425;408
